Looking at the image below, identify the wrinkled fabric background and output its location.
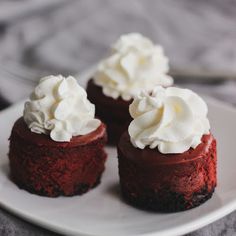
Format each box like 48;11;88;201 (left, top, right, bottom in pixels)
1;0;236;235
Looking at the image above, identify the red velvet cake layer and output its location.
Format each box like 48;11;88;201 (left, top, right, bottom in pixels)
117;132;217;212
9;117;107;197
87;79;132;144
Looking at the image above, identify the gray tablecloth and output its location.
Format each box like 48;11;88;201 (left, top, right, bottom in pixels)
1;1;236;235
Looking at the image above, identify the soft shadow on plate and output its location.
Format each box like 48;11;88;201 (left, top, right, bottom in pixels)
106;182;121;199
0;161;9;177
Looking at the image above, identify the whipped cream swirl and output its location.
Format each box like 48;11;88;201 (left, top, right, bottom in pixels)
128;86;210;154
24;75;101;142
94;33;173;101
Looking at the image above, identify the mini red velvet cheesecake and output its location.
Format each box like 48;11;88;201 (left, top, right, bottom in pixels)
118;132;216;212
9;75;107;197
87;79;131;144
117;86;217;212
9;118;107;197
87;33;173;144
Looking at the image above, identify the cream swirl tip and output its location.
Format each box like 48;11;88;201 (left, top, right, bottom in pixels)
94;33;173;101
23;75;101;142
128;86;210;154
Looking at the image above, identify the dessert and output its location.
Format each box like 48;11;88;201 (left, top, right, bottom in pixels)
9;75;107;197
87;33;173;144
117;86;217;212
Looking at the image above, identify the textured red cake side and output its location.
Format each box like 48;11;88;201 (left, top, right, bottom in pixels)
117;132;217;212
87;79;132;144
9;117;107;197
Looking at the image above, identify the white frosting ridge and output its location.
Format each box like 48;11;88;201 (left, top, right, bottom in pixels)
128;86;210;154
24;75;101;142
94;33;173;101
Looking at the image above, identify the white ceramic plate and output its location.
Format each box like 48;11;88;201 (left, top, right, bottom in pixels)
0;70;236;236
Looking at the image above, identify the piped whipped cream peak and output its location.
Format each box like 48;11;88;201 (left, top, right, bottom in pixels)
94;33;173;101
128;86;210;154
24;75;101;142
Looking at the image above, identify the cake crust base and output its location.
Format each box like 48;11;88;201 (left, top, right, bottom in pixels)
121;185;215;212
12;174;102;197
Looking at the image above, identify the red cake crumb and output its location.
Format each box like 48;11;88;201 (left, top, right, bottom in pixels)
117;132;217;212
87;79;132;144
9;117;107;197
